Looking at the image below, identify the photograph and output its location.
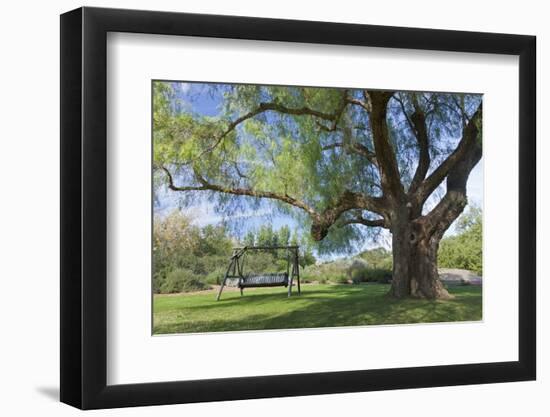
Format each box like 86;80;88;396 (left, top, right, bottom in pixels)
152;81;483;335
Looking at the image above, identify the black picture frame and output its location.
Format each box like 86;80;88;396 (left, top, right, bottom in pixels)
60;6;536;410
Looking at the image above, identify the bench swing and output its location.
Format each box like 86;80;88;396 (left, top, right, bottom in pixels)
216;245;301;301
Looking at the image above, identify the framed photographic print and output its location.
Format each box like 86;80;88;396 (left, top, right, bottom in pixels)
60;6;536;409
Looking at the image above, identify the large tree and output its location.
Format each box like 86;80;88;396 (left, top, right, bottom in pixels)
153;82;482;299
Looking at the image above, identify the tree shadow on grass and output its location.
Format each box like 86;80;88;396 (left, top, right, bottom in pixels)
181;286;376;311
154;285;482;334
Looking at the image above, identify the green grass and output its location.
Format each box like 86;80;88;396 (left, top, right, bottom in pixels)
153;284;482;334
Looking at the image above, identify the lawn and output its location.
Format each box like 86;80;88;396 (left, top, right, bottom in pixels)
153;284;482;334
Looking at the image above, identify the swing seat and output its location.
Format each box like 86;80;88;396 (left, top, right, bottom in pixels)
239;273;289;288
216;245;301;301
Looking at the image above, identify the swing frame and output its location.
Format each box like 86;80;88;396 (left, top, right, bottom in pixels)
216;246;301;301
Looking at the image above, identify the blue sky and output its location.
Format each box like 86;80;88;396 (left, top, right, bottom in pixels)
154;81;483;255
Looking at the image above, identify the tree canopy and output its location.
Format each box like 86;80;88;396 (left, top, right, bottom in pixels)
154;82;480;252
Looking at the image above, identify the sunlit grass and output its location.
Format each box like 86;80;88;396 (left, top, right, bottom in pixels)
153;284;482;334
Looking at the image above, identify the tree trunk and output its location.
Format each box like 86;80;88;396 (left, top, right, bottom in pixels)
389;217;452;300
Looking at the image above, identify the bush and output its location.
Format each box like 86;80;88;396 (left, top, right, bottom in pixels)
153;268;167;294
161;268;208;293
302;260;351;284
332;274;349;284
350;268;365;284
359;247;393;270
205;267;226;285
363;268;392;283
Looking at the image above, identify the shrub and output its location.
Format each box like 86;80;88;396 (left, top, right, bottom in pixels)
275;259;290;273
153;268;167;294
161;268;208;293
363;268;392;283
347;259;368;283
302;260;351;284
350;268;365;284
359;247;393;270
205;267;226;285
332;274;349;284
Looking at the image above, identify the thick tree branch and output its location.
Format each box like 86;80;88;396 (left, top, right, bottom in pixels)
418;112;482;239
408;107;431;194
195;171;319;217
310;190;388;240
339;215;387;228
161;165;389;241
412;103;482;208
161;165;318;217
366;90;405;201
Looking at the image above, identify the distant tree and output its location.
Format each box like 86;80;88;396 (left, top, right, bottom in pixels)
278;225;291;247
153;210;233;293
271;229;280;247
257;224;274;247
243;230;256;247
290;230;299;247
198;224;233;256
359;247;393;270
301;248;316;268
438;206;482;275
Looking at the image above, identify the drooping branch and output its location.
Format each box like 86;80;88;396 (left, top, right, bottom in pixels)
160;164;389;239
195;100;347;162
321;142;378;166
163;163;389;242
161;165;318;216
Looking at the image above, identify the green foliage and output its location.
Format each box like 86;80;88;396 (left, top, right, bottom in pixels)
257;224;276;247
363;268;393;283
243;231;255;247
350;268;364;284
358;247;393;270
333;275;350;284
153;211;233;293
161;268;207;293
242;252;280;274
205;267;227;285
438;206;483;275
239;225;317;269
301;247;392;285
348;247;393;283
153;212;315;293
278;225;291;246
302;261;348;284
301;249;316;268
